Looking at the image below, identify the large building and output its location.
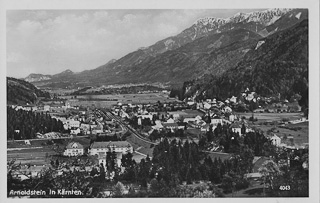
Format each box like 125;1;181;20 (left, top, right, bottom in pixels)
89;141;134;167
63;142;84;156
89;141;133;156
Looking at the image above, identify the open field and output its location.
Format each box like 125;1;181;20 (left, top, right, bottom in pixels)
252;121;308;147
236;112;303;122
7;137;91;149
7;137;92;166
7;147;56;165
60;93;179;108
126;134;154;157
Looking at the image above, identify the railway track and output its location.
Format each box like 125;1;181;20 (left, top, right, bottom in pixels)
99;109;158;146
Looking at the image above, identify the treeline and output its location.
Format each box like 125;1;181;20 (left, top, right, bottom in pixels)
7;107;65;140
7;137;308;197
199;124;276;156
97;138;254;196
70;85;165;95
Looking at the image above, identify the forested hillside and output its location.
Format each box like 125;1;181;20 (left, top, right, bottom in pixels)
7;77;50;105
7;107;64;140
180;19;308;108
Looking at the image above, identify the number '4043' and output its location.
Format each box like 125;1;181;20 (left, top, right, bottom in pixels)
279;185;290;190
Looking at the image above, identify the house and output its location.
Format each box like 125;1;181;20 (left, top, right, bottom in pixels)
224;106;232;113
80;123;90;132
201;124;214;132
152;120;164;130
70;128;81;135
183;117;196;123
268;134;281;146
63;142;84;156
92;125;103;134
211;116;223;125
138;114;153;120
44;105;51;112
166;118;175;123
162;123;179;131
203;102;211;110
187;101;195;106
67;120;80;129
230;96;237;103
230;122;242;136
229;114;236;122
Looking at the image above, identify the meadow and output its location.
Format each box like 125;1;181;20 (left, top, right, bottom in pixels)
61;93;179;108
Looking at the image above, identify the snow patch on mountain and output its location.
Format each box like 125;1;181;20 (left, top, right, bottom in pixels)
255;40;265;50
194;8;292;29
295;12;301;19
266;16;281;26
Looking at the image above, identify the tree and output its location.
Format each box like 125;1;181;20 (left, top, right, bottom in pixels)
258;160;282;196
113;181;125;197
241;124;246;135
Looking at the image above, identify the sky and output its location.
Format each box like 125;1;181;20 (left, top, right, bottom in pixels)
6;9;265;78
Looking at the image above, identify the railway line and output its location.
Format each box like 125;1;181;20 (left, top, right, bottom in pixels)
99;109;158;146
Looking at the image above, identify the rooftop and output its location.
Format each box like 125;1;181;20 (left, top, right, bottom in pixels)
90;141;132;149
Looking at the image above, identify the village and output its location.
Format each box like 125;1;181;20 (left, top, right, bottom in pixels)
8;88;308;189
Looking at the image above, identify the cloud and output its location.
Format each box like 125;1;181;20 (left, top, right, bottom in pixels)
6;9;258;78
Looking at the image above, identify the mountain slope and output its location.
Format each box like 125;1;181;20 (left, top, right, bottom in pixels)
7;77;50;105
25;8;308;88
183;19;308;107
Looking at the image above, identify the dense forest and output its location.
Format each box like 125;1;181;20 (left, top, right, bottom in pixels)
7;107;65;140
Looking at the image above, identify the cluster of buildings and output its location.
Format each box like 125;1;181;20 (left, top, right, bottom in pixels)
62;141;133;168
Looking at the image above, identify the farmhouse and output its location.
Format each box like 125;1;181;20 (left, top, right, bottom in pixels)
268;134;281;146
63;142;84;156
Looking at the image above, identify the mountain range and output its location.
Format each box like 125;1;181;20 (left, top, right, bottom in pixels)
180;19;308;107
23;8;308;95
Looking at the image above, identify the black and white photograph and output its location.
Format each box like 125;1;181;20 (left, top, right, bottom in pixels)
1;0;319;201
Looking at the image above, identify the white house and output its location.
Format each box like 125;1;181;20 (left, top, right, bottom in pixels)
44;105;51;112
203;102;212;110
224;106;232;113
63;142;84;156
230;96;237;103
70;128;81;135
211;116;223;125
162;123;179;131
67;120;80;128
152;120;164;130
166;118;175;123
229;114;236;122
269;134;281;146
230;123;242;136
138;114;153;120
